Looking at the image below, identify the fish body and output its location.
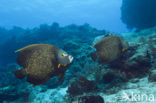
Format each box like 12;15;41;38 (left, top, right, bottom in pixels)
91;35;129;64
14;44;73;86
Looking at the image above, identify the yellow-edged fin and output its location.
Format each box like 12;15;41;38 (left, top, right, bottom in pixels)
124;40;127;44
58;64;61;68
62;53;67;57
15;44;46;53
62;53;65;56
122;48;127;52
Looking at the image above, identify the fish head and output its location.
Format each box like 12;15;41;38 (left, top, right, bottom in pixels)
57;49;73;66
120;37;129;48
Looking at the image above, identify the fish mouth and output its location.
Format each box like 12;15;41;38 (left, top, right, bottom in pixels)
68;55;73;63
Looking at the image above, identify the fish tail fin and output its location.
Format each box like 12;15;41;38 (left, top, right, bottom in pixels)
14;69;27;79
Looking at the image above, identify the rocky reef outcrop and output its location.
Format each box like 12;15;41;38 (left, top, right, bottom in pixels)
121;0;156;30
78;95;104;103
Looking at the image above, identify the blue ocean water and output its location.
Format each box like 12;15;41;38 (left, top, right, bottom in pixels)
0;0;156;103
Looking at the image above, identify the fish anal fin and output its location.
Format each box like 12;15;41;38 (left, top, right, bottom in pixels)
27;75;42;86
32;83;41;87
58;73;65;86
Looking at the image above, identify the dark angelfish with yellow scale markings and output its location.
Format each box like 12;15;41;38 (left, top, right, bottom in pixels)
14;44;73;86
91;35;129;64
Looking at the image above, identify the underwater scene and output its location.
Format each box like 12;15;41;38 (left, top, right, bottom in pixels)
0;0;156;103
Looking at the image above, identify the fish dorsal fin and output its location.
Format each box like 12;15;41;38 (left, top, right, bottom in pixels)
15;44;46;53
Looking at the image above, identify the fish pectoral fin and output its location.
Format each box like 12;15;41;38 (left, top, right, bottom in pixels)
58;64;61;68
58;73;65;86
122;48;127;52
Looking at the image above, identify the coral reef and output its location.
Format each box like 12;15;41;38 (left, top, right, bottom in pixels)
148;70;156;82
67;76;98;96
78;95;104;103
0;24;156;103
